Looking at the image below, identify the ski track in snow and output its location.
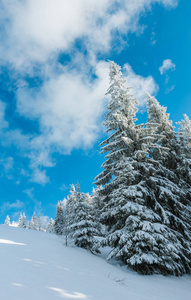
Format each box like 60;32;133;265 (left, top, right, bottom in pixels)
0;225;191;300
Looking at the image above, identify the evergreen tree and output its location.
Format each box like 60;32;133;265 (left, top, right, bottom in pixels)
18;213;27;228
65;185;77;246
4;215;10;226
178;114;191;154
177;114;191;187
66;185;76;227
29;212;38;230
94;62;151;266
54;201;65;235
68;184;99;252
95;61;138;229
104;93;191;275
47;218;55;233
92;187;102;217
120;93;191;275
92;186;104;235
95;62;191;275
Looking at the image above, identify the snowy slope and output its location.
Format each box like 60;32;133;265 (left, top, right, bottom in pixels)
0;225;191;300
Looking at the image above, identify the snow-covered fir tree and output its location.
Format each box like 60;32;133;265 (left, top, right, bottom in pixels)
94;62;191;275
92;186;102;218
94;61;138;229
142;94;191;275
29;212;38;230
54;201;65;235
112;94;191;275
18;213;27;228
177;114;191;187
65;185;76;226
68;183;100;252
4;215;10;226
65;185;77;246
178;114;191;153
117;94;191;275
94;75;164;273
47;218;55;234
91;186;104;235
95;61;138;188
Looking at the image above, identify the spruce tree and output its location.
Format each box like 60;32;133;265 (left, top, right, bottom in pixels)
54;201;65;235
92;187;102;219
95;62;191;275
95;61;138;230
102;93;191;275
178;114;191;154
47;218;55;233
65;185;77;246
177;114;191;187
134;94;191;275
29;212;38;230
92;186;104;236
4;215;10;226
68;184;99;252
66;185;76;228
18;213;27;228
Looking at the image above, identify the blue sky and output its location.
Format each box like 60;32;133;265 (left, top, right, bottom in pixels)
0;0;190;223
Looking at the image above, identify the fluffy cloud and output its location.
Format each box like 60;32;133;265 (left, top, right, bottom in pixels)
0;101;9;130
0;157;14;179
23;188;35;200
159;59;176;75
16;61;109;153
15;61;158;168
0;0;178;183
0;0;178;72
0;60;162;184
0;200;24;214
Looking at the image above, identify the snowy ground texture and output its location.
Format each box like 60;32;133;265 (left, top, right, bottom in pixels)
0;225;191;300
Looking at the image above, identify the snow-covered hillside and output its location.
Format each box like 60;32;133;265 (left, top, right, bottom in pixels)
0;225;191;300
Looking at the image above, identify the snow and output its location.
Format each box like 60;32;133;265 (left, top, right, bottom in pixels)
0;225;191;300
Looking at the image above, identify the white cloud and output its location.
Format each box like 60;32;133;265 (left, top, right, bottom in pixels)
23;188;35;200
0;0;178;183
159;59;176;75
60;184;69;191
15;61;158;165
0;0;178;72
165;84;175;94
0;60;159;183
30;169;49;184
0;104;49;183
150;31;157;45
16;61;109;152
0;157;14;179
0;101;9;130
0;200;24;214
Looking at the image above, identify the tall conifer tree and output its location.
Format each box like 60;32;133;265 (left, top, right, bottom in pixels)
47;218;55;234
95;62;191;275
177;114;191;187
54;201;65;235
18;213;27;228
95;61;138;229
68;184;99;252
29;212;38;230
4;215;10;226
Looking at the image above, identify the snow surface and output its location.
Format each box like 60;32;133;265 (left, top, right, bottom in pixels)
0;225;191;300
